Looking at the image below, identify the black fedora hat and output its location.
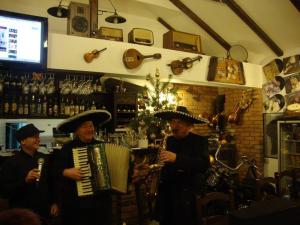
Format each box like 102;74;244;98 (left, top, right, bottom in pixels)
154;106;208;124
15;124;44;142
57;110;111;133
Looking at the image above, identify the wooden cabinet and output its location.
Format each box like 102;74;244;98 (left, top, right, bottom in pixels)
113;93;137;129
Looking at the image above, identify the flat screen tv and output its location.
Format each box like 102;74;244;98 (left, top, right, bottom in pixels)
0;10;48;71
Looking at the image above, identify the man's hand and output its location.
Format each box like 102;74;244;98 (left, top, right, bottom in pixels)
63;168;82;181
25;168;40;183
50;203;59;217
160;150;176;163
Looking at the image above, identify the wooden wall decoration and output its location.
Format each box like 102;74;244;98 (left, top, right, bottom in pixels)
207;56;245;85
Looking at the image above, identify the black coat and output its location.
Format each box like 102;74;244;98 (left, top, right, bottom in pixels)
155;132;210;225
0;150;54;218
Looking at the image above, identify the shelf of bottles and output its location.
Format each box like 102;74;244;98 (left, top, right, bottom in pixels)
0;71;110;119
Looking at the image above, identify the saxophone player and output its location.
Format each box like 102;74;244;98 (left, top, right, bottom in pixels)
153;106;210;225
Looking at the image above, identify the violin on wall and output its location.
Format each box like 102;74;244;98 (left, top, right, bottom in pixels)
83;48;107;63
168;55;202;75
123;48;161;69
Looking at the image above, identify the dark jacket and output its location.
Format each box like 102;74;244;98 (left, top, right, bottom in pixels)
156;132;210;225
0;150;54;218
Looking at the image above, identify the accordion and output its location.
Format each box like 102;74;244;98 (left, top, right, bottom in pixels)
72;143;130;197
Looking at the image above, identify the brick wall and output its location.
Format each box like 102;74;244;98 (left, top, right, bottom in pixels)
174;84;264;177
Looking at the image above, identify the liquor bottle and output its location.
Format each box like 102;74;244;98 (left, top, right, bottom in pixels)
96;78;102;93
42;95;47;116
69;98;75;116
11;95;17;115
60;96;65;116
79;98;85;113
23;95;29;116
30;94;36;115
53;97;59;117
47;95;53;117
3;93;10;115
91;100;97;110
64;97;70;116
36;95;42;115
74;97;79;115
17;95;24;116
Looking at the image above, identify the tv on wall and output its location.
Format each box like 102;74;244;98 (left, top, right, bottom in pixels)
0;10;48;71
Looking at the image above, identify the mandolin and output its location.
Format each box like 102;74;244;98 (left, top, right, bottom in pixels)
84;48;107;63
123;48;162;69
168;55;202;75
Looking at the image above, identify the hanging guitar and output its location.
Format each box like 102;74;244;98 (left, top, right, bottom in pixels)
228;89;254;124
84;47;107;63
168;55;202;75
123;48;162;69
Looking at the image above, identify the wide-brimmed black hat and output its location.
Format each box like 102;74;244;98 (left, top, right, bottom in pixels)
57;109;111;133
15;124;44;142
154;106;208;124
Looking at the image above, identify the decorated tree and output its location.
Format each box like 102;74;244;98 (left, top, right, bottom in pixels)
129;69;179;141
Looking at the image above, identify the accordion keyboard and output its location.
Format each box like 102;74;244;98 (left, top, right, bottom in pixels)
73;147;94;196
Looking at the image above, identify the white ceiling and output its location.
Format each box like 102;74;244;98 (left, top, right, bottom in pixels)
1;0;300;65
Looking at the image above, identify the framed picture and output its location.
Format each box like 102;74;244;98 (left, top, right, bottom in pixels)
284;72;300;94
207;56;245;85
263;113;283;158
283;55;300;75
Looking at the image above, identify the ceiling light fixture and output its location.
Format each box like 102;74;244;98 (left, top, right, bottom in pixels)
47;0;68;18
98;0;126;24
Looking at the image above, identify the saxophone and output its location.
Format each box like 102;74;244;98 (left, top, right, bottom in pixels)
146;126;170;198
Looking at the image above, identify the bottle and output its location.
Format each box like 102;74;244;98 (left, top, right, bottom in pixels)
36;95;41;115
30;94;36;115
53;97;59;117
17;95;24;116
64;97;70;116
3;93;10;115
11;95;17;115
74;97;79;115
47;95;53;117
96;78;102;93
23;95;29;116
91;100;97;110
42;95;47;116
69;98;75;116
60;96;65;116
79;98;85;113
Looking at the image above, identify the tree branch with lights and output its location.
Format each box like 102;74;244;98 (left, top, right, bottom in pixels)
129;69;180;141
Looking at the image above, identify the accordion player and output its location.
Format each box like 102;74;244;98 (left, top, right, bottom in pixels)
72;143;130;197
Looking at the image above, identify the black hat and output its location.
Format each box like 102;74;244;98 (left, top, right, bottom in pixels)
57;109;111;133
154;106;208;124
15;124;44;142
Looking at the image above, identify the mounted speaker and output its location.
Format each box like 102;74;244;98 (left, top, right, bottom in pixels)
67;2;90;37
163;30;202;54
128;28;154;46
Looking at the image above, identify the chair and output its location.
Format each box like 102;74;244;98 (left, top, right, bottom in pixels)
195;191;234;225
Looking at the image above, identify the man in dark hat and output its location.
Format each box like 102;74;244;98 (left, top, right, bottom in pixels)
0;124;59;221
153;106;210;225
53;110;112;225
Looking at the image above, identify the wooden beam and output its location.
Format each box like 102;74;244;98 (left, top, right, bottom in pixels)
157;17;176;31
90;0;98;38
169;0;231;51
224;0;283;56
290;0;300;12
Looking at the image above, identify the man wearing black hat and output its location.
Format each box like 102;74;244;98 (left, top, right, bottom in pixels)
0;124;59;221
153;106;210;225
53;110;112;225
